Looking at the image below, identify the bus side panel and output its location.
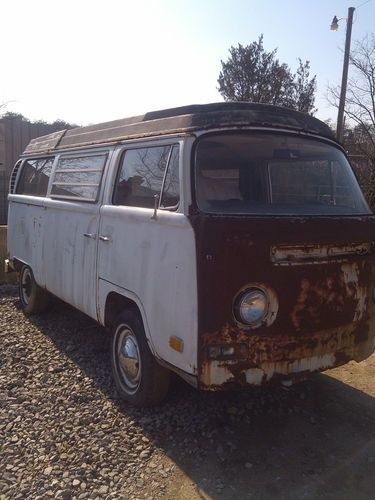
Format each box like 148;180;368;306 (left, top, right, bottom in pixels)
41;199;100;320
98;207;198;376
7;197;46;286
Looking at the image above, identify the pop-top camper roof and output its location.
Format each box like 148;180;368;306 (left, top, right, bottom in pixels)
23;102;335;155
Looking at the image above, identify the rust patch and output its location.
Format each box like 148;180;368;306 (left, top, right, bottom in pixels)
291;261;371;332
271;242;372;265
199;317;375;389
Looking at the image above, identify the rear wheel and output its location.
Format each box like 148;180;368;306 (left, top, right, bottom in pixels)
111;310;170;406
19;265;50;315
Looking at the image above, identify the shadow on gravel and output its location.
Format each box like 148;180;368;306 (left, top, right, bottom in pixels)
24;298;375;500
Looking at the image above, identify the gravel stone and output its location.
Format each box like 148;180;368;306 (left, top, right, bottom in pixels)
2;285;375;499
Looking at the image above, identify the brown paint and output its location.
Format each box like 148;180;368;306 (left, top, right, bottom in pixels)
189;214;375;389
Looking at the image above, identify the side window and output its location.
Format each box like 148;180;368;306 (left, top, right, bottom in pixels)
51;154;107;202
16;157;54;196
113;144;180;209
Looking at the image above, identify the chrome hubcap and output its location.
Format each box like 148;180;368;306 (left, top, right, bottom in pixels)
116;327;141;393
21;268;32;305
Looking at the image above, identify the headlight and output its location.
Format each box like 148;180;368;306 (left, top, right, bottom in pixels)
234;288;268;326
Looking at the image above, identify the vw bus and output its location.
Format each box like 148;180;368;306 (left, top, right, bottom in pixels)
6;102;375;406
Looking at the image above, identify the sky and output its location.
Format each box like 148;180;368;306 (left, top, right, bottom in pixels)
1;0;374;126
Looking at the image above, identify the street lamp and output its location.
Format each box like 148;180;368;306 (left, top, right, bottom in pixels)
330;16;339;31
330;7;355;142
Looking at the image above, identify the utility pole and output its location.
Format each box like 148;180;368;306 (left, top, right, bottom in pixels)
336;6;355;142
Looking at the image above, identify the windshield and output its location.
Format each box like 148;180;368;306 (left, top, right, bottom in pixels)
195;132;370;215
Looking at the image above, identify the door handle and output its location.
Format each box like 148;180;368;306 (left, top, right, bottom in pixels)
83;233;96;240
99;235;111;242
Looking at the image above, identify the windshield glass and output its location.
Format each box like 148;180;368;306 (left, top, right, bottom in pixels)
195;132;370;215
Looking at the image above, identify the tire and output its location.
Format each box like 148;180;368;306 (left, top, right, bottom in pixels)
111;310;170;406
19;265;50;315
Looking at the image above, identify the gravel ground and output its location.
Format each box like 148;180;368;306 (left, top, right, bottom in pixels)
1;285;375;500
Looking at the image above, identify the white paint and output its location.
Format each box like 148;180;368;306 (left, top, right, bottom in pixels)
7;197;45;284
342;262;368;322
8;136;198;377
97;141;198;373
205;353;337;387
97;207;198;373
41;198;101;319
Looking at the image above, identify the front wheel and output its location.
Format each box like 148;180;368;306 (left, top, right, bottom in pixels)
111;310;170;406
19;265;50;315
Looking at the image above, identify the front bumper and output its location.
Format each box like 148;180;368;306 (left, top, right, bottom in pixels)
199;321;375;390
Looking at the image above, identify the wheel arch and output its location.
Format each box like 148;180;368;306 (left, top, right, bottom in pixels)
18;262;50;315
103;290;157;355
13;257;28;272
104;291;141;328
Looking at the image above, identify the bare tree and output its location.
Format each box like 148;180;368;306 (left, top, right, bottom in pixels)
328;35;375;156
328;35;375;209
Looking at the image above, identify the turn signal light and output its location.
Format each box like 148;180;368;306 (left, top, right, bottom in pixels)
169;336;184;352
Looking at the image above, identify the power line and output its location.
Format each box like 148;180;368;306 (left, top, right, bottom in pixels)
355;0;372;10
